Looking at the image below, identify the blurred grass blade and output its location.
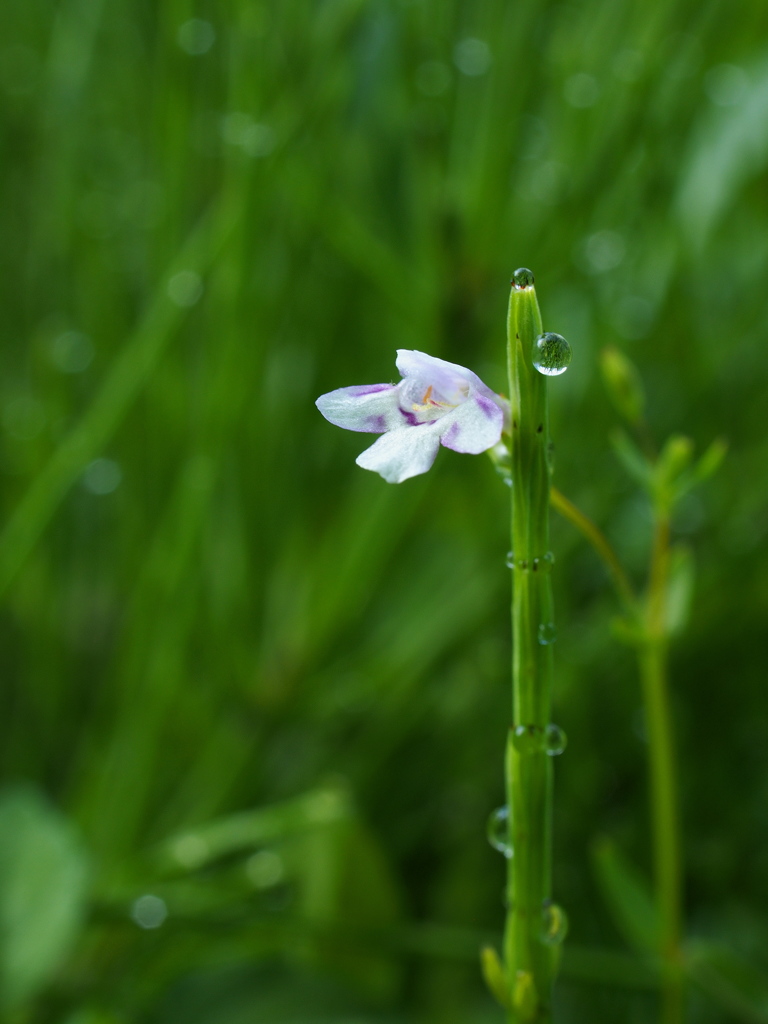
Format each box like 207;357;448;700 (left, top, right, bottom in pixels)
155;786;353;873
678;60;768;246
686;941;768;1023
0;786;89;1010
287;814;403;999
592;838;660;953
0;202;233;598
30;0;106;267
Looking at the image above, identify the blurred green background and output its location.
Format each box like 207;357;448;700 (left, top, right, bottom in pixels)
1;0;767;1021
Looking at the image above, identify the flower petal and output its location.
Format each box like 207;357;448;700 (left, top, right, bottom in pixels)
396;350;500;404
315;384;400;433
355;424;442;483
439;394;504;454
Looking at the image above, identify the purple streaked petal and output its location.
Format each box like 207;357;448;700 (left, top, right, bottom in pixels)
439;394;504;454
441;420;461;449
396;349;500;404
345;384;394;396
355;424;442;483
315;383;401;433
475;393;501;420
398;407;438;427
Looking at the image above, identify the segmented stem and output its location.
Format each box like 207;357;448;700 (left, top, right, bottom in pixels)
503;281;557;1022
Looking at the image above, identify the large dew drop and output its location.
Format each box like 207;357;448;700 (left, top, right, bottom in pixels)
487;806;513;858
533;333;571;376
512;267;535;288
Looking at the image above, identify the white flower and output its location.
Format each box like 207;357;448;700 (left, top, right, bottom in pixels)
316;350;507;483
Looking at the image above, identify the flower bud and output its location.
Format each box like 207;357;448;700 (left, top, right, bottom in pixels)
600;346;645;426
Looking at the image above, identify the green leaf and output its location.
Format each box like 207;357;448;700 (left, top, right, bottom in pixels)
0;785;89;1009
690;437;728;486
668;437;727;504
480;946;510;1008
591;838;659;954
654;435;694;502
665;544;695;636
609;429;653;491
513;968;538;1021
686;941;768;1023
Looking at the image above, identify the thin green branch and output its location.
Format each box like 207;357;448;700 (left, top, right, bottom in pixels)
643;510;684;1024
551;486;683;1024
550;486;637;612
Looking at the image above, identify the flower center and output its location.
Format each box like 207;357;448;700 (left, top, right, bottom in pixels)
402;381;469;423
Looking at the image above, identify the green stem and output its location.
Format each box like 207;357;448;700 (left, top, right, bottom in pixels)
547;471;684;1024
503;279;557;1022
643;510;684;1024
550;486;636;612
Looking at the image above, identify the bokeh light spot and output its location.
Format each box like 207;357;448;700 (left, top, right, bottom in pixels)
453;39;491;77
131;894;168;930
246;850;285;889
564;73;600;108
177;19;216;55
82;458;122;495
582;230;626;273
167;270;203;307
50;331;94;374
220;113;275;157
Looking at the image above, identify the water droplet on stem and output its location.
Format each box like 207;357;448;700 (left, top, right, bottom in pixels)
511;723;567;755
544;723;567;756
487;806;513;858
512;724;542;755
540;901;569;945
533;333;571;376
538;622;557;645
